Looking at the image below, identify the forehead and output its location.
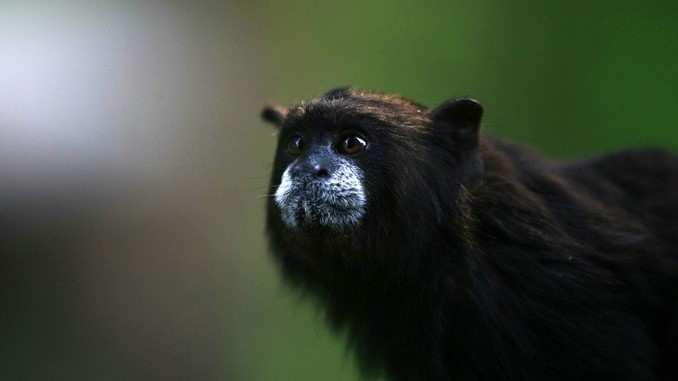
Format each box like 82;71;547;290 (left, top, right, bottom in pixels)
282;94;429;134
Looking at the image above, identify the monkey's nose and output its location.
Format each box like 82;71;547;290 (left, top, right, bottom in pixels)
314;164;330;178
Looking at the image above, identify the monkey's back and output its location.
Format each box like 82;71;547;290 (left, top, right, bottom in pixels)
560;149;678;380
558;149;678;252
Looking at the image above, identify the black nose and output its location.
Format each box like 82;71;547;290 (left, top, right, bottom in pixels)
314;164;329;178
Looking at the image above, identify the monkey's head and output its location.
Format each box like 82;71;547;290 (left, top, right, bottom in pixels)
262;88;483;283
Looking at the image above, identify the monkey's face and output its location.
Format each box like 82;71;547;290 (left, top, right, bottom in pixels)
265;90;430;234
263;88;483;243
273;129;368;230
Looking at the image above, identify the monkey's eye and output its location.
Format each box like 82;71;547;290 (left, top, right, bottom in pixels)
287;134;304;155
338;135;367;155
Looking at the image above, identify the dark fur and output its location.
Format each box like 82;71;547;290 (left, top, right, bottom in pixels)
262;88;678;380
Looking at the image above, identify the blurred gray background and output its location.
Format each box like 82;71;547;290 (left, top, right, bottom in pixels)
1;1;676;380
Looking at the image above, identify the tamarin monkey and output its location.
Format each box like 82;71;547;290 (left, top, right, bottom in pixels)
261;88;678;381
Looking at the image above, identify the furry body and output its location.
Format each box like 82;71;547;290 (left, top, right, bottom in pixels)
263;89;678;380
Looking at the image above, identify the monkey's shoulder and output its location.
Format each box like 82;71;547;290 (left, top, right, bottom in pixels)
484;136;678;198
557;149;678;201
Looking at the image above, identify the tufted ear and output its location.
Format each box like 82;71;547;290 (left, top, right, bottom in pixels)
428;98;483;152
261;105;288;127
322;86;353;99
429;98;485;184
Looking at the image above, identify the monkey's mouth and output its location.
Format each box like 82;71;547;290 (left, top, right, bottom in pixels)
274;163;367;230
276;186;366;230
295;207;307;223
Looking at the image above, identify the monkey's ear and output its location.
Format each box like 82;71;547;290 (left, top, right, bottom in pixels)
428;98;483;151
323;86;353;99
261;105;288;127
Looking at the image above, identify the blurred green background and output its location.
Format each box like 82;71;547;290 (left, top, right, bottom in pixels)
0;1;676;380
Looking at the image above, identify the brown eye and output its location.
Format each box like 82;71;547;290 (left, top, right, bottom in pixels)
338;135;367;155
287;135;304;155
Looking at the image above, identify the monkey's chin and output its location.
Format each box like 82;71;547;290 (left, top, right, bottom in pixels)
278;201;364;231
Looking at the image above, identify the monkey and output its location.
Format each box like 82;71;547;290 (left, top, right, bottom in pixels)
261;87;678;381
